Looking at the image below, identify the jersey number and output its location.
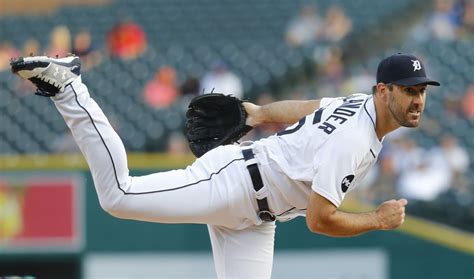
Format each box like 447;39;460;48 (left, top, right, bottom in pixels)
276;108;324;136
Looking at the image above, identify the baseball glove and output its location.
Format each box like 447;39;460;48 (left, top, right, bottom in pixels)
185;93;253;157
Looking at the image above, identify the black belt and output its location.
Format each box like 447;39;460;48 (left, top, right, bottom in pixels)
242;148;276;222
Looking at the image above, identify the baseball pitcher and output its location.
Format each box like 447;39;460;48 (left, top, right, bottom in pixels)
10;53;439;278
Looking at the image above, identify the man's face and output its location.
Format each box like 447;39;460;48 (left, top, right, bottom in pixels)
387;84;427;127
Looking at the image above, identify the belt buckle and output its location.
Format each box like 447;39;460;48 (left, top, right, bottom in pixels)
258;210;276;222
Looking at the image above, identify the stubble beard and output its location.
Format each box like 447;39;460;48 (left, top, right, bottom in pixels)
388;94;421;128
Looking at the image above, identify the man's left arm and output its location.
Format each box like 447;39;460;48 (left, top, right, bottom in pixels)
243;99;321;127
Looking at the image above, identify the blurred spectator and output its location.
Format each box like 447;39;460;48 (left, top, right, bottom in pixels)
21;39;40;56
438;133;473;207
51;130;81;153
166;132;191;155
440;134;470;182
321;6;352;43
143;66;179;108
408;0;462;42
462;84;474;119
363;147;398;203
10;40;39;97
106;20;147;60
442;95;464;124
341;67;375;94
316;46;345;97
390;137;424;175
418;116;443;139
180;74;200;97
459;0;474;38
72;30;102;70
46;25;72;57
376;135;419;202
200;60;243;98
0;42;20;71
285;5;323;47
13;78;37;98
396;139;452;201
7;40;41;97
427;0;460;40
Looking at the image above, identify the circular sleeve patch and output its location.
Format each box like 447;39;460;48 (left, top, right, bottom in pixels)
341;174;355;193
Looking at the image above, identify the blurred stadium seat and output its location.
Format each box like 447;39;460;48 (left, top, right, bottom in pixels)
1;1;473;278
0;0;420;154
1;0;473;231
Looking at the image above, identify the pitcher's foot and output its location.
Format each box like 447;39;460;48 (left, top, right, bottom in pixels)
11;55;81;97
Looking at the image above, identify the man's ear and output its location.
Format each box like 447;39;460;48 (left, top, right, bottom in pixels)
376;83;389;102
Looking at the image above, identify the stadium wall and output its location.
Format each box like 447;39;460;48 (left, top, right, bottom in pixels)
0;154;472;278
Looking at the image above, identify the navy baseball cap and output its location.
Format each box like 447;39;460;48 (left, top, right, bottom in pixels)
376;53;440;86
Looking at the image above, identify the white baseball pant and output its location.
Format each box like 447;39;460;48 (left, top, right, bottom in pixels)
52;77;276;278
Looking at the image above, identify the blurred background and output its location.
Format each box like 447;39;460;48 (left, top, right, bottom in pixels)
0;0;473;278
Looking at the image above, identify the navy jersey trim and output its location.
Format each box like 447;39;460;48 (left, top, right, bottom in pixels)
370;149;376;158
277;207;296;216
71;83;245;195
126;158;245;194
276;207;307;217
71;83;125;194
363;97;376;129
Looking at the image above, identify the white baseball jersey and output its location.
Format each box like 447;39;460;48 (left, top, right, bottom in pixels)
53;78;277;278
51;76;381;278
252;93;383;221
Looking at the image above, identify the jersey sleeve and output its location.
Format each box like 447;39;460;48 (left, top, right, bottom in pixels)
312;133;362;207
320;94;368;109
319;97;339;108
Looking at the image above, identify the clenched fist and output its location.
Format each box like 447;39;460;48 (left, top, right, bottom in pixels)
376;199;407;230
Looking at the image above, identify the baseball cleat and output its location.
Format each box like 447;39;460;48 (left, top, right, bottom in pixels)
10;55;81;97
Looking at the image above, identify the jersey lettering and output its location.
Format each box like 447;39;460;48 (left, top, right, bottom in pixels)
333;107;356;117
318;121;336;134
326;114;347;124
318;98;364;135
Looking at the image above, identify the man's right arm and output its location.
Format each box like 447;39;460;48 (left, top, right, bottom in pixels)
243;99;321;127
306;192;407;237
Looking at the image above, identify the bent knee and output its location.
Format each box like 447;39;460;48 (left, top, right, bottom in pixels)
98;195;127;219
